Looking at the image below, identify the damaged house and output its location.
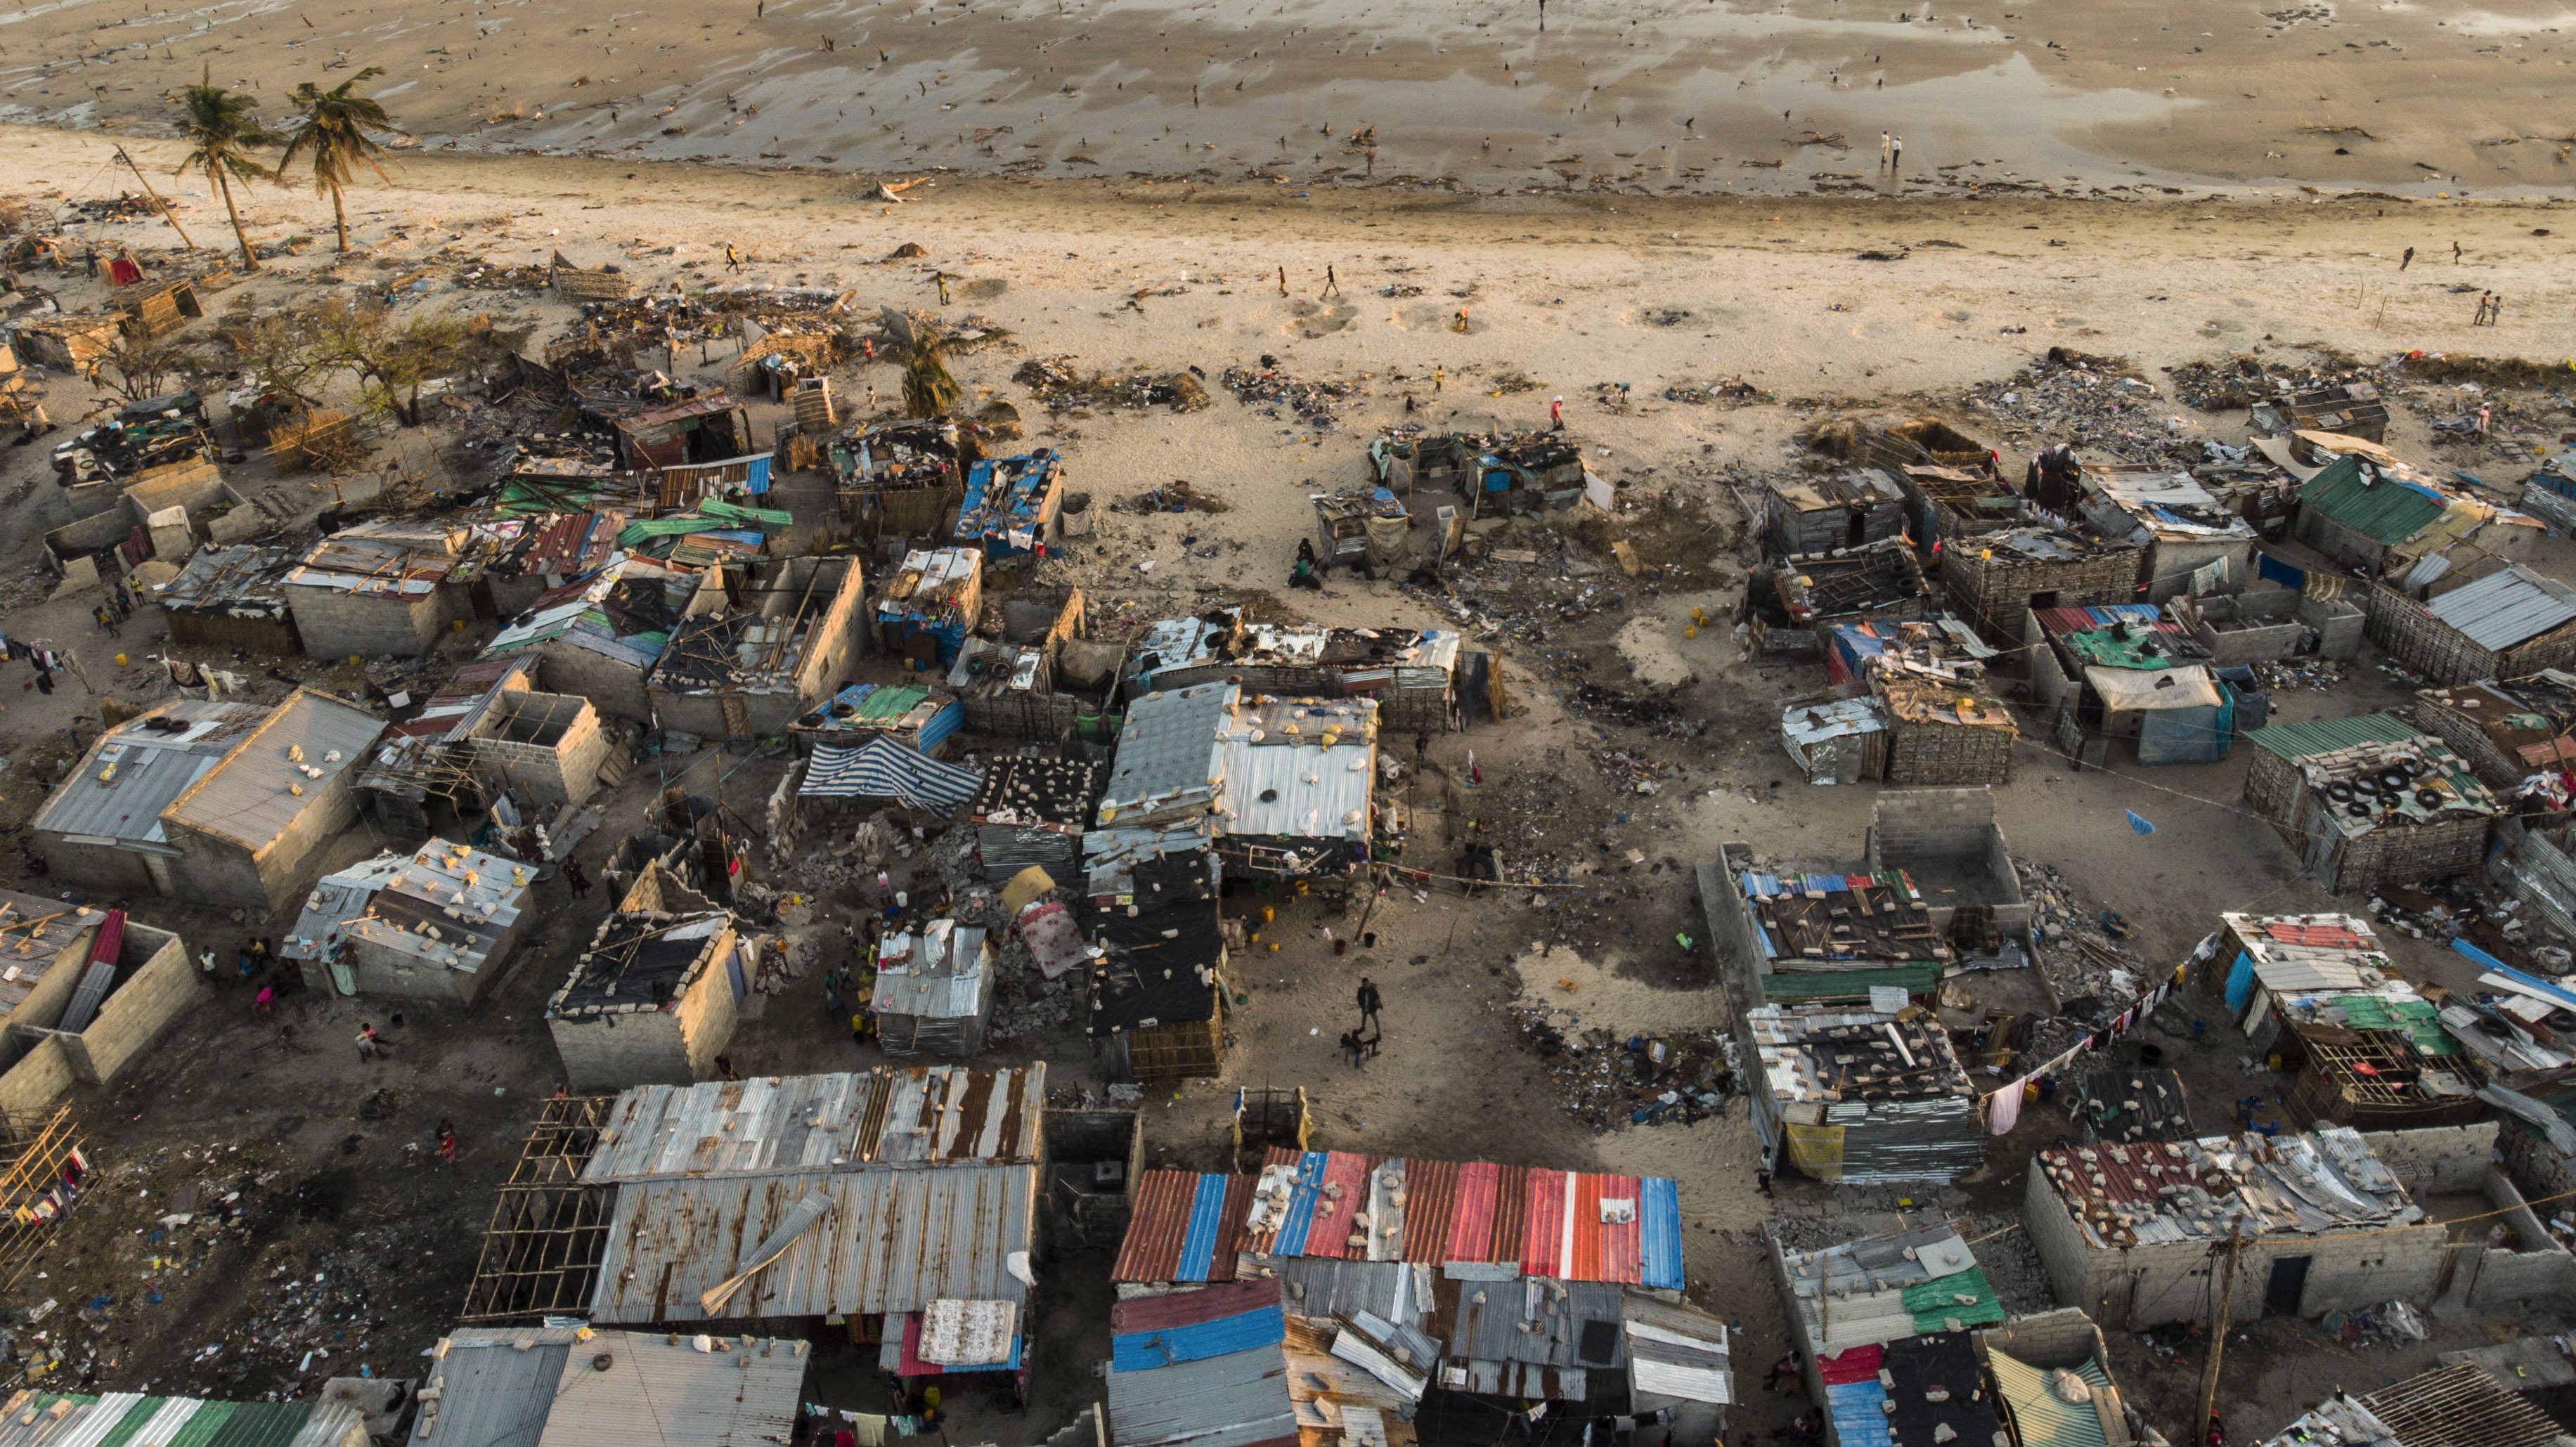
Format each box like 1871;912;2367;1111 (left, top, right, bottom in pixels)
833;417;973;540
153;543;301;656
354;656;615;836
407;1325;808;1447
2073;462;2258;603
1758;537;1934;650
1742;1003;1986;1186
954;450;1064;557
2414;670;2576;809
1764;472;1910;559
952;582;1096;741
479;507;627;617
2021;1125;2445;1328
285;521;480;660
2240;715;2501;894
284;838;533;1005
1836;617;2017;785
2253;1364;2565;1447
1467;432;1598;517
484;552;704;724
0;893;200;1123
1112;1147;1691;1411
872;919;994;1056
33;689;385;913
875;545;982;667
971;754;1103;882
1087;848;1228;1086
461;1066;1044;1344
2367;563;2576;687
1939;527;2143;644
545;859;756;1089
792;682;966;757
2199;912;2476;1128
649;555;867;740
1130;609;1480;734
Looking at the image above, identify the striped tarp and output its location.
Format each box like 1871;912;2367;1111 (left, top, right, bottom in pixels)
800;737;982;813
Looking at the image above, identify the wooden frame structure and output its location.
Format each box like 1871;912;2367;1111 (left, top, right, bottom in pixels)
0;1105;87;1291
457;1094;614;1323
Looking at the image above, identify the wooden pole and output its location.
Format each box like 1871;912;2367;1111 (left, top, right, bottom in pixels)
2194;1219;2246;1436
114;148;196;251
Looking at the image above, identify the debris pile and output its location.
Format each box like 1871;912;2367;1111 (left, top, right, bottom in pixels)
1511;1006;1737;1130
2017;859;2149;1023
1011;356;1210;413
1222;361;1368;425
1963;349;2194;463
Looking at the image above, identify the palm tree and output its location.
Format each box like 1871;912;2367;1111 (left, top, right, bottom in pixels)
174;67;280;271
281;69;404;252
901;327;960;418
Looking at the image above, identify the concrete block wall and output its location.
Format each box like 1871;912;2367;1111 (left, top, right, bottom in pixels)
165;763;361;914
290;586;455;660
76;924;200;1087
2367;1122;2499;1196
0;1034;78;1124
472;692;611;808
1974;1309;2109;1370
533;642;652;725
1866;789;2031;932
550;1007;692;1091
33;838;167;903
165;830;270;914
676;937;743;1079
2464;1167;2576;1306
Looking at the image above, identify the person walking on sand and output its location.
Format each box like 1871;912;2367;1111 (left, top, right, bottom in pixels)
436;1118;459;1165
2474;290;2492;325
1278;265;1288;297
725;242;743;272
2488;292;2504;326
1432;364;1444;394
1339;1027;1366;1070
2400;246;2414;270
1357;977;1383;1032
1890;134;1903;173
1550;396;1565;430
2478;403;2492;434
2453;240;2463;264
1880;130;1891;170
1323;264;1340;297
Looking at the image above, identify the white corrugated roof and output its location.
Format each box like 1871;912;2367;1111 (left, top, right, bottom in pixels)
2426;566;2576;651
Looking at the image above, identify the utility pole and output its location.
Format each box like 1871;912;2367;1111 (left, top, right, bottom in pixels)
112;148;196;251
2194;1220;2246;1440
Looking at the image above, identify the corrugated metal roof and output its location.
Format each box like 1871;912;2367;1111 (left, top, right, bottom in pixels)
799;738;982;812
287;528;462;597
2240;711;2423;761
344;841;529;975
1104;1344;1297;1447
1624;1294;1733;1406
157;545;295;618
532;1330;806;1447
1988;1351;2112;1447
0;1397;359;1447
2425;566;2576;651
407;1328;583;1447
1216;697;1376;842
1099;683;1235;826
2298;455;2451;545
872;921;991;1020
280;854;410;963
161;690;385;850
1114;1170;1256;1284
31;701;263;848
582;1065;1045;1181
588;1162;1037;1321
1111;1279;1287;1371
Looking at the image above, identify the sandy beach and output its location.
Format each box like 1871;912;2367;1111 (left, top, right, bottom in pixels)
4;0;2575;198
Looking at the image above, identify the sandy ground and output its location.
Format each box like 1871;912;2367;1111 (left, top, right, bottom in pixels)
4;0;2576;198
2;125;2574;1439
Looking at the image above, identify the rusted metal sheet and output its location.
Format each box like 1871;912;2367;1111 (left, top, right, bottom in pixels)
1116;1169;1202;1284
582;1065;1044;1183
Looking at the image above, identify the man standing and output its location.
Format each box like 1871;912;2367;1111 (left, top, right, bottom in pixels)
1879;130;1892;170
564;856;593;898
1549;396;1565;430
1357;976;1383;1033
2400;246;2414;270
1889;134;1903;173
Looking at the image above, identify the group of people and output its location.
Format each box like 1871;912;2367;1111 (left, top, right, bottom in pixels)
2473;290;2507;326
1337;977;1384;1068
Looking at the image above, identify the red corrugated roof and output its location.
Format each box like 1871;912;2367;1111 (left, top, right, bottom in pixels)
1567;1172;1605;1283
89;907;125;966
1402;1157;1462;1264
1600;1174;1643;1285
1446;1160;1499;1263
1818;1344;1885;1384
1112;1277;1281;1335
1212;1174;1255;1280
1304;1150;1371;1259
2258;920;2374;950
1520;1169;1567;1277
1491;1164;1529;1266
1113;1169;1200;1284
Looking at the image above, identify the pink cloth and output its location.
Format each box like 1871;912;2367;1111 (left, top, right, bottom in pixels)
1988;1080;2024;1136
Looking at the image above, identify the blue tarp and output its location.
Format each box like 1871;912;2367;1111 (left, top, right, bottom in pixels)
2225;952;2257;1013
2258;551;2305;591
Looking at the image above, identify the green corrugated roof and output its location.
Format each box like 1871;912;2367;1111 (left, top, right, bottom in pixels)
1989;1351;2114;1447
1758;962;1945;1004
2297;454;2449;545
1902;1266;2006;1333
167;1401;241;1447
697;498;794;531
2329;993;2459;1056
94;1399;173;1447
2062;627;2177;671
202;1402;316;1447
856;684;932;720
2241;711;2422;761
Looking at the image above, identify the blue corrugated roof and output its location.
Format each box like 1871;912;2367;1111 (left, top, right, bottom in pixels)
1640;1176;1685;1290
1179;1172;1228;1283
1829;1380;1894;1447
1111;1305;1288;1373
1272;1151;1328;1257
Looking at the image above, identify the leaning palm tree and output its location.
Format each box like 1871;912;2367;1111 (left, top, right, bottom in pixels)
281;69;403;252
901;327;960;418
173;67;280;271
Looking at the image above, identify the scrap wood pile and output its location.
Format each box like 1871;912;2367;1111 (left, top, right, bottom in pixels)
67;193;167;224
1010;355;1209;413
1511;1006;1738;1131
1222;361;1369;426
